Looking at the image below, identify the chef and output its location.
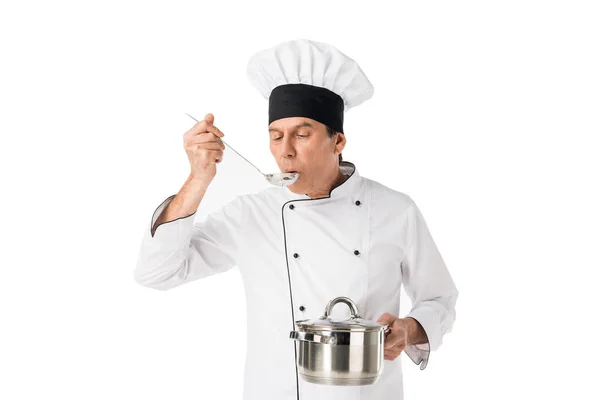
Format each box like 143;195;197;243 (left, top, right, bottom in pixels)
134;39;459;400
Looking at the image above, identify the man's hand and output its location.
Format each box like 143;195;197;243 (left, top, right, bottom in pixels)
377;313;409;361
377;314;428;361
184;113;226;183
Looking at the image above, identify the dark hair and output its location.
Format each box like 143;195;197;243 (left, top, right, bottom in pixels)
326;126;343;164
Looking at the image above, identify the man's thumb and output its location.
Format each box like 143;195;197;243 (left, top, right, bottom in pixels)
205;113;214;124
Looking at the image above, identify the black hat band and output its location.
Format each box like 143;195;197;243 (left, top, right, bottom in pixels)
268;83;344;133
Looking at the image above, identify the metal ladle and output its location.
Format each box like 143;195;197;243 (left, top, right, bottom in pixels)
185;113;300;187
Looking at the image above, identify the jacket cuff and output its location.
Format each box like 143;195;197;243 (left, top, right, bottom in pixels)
405;306;439;370
147;194;196;249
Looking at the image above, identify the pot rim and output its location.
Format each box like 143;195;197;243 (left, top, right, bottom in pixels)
295;322;389;333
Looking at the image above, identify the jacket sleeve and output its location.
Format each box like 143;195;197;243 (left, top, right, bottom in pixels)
401;198;459;370
133;194;245;291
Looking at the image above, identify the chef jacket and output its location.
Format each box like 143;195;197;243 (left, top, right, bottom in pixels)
134;161;458;400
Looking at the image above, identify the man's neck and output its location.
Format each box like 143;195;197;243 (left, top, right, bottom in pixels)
306;169;348;199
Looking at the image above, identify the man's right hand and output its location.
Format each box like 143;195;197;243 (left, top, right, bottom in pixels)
183;113;226;182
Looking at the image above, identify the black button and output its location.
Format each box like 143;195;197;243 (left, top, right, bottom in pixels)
355;200;361;206
354;250;360;256
293;253;299;258
299;306;305;311
289;204;295;210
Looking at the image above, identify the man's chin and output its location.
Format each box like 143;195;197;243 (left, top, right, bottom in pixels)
286;180;305;194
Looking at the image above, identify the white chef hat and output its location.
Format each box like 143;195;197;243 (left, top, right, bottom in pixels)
246;38;374;134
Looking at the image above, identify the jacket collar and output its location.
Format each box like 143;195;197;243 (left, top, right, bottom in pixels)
281;161;360;201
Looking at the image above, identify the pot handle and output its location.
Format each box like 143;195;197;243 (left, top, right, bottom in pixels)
323;296;360;318
290;331;337;345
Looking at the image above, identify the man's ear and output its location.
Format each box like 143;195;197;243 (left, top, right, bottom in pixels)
335;132;346;154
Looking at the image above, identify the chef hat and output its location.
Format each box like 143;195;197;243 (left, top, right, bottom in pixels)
246;39;374;134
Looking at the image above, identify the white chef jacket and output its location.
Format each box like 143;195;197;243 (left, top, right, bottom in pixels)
134;161;458;400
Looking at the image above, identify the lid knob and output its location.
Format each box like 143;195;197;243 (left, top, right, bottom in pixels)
323;296;360;319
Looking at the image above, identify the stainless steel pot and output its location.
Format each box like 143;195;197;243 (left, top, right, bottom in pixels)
289;296;389;386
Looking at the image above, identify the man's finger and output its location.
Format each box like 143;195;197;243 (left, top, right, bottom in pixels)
185;141;225;152
205;113;214;124
385;349;401;360
377;313;397;325
186;132;223;145
206;123;225;138
384;330;401;349
185;119;212;137
200;149;224;164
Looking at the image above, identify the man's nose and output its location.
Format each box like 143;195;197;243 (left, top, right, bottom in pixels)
282;137;295;158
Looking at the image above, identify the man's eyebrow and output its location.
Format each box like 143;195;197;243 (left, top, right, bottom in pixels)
268;122;313;133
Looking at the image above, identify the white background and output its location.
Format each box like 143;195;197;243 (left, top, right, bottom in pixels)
1;0;599;399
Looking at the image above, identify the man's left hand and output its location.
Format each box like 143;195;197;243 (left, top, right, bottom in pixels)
377;313;409;361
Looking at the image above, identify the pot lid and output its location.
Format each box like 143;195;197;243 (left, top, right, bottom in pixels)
295;297;388;332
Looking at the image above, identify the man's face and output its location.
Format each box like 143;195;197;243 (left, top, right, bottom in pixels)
269;117;345;193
